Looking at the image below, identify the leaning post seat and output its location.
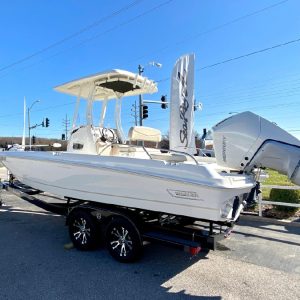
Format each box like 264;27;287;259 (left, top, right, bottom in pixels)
128;126;162;143
128;126;187;162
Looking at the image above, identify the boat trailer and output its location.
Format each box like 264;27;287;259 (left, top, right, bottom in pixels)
0;179;232;263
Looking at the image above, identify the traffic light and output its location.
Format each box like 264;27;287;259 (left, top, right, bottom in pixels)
142;105;148;119
62;134;65;140
161;95;167;109
45;117;50;127
32;136;36;145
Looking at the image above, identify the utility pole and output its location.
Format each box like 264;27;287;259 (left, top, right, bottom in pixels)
137;62;162;126
138;64;144;126
28;100;40;150
131;100;138;126
62;114;70;140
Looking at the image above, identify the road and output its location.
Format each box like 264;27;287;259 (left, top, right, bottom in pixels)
0;187;299;299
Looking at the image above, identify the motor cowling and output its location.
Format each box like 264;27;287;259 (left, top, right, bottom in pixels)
212;112;300;185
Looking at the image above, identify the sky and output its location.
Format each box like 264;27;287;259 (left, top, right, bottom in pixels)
0;0;299;140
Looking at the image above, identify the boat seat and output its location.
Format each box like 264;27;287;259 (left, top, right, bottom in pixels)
128;126;162;143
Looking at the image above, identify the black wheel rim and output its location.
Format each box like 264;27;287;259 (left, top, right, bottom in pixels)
72;217;91;245
109;226;133;257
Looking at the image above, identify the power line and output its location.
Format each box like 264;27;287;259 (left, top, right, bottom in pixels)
0;77;299;125
0;101;75;119
128;0;289;67
184;0;289;43
0;112;23;119
203;87;300;109
201;101;300;118
198;37;300;71
200;75;300;99
34;101;76;113
0;84;298;122
202;114;300;124
0;0;143;74
0;0;174;80
149;77;300;111
0;0;284;81
67;0;174;53
157;37;300;83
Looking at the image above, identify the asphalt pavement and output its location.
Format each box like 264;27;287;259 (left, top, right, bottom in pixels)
0;185;299;299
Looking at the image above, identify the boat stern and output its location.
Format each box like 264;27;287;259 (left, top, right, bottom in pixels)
221;187;260;225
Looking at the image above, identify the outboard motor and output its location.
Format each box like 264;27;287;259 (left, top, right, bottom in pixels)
212;111;300;185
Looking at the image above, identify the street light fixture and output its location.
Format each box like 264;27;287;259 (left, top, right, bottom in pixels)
149;61;162;68
28;100;40;150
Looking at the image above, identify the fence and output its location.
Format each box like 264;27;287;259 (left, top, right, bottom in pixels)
258;185;300;217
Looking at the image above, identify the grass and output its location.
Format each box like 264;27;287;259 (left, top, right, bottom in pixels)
258;169;300;219
263;169;294;186
262;169;294;200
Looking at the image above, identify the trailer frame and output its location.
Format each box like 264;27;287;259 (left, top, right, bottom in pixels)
1;179;232;262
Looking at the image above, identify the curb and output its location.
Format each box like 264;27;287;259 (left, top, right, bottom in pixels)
240;214;300;228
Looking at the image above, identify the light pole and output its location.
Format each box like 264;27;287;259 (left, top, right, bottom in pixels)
138;64;144;126
138;61;162;126
28;100;40;150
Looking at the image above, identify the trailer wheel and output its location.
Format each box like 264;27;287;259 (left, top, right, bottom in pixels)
178;216;194;226
106;217;142;263
68;210;100;251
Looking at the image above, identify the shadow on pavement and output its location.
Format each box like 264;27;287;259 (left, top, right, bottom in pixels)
216;217;300;275
232;230;300;247
235;219;300;246
0;204;221;299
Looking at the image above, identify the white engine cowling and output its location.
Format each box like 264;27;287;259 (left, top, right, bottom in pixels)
212;112;300;185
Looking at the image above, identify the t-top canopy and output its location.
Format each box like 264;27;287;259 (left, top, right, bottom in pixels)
54;69;158;101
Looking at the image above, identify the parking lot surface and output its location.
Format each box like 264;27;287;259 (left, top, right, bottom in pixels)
0;189;299;299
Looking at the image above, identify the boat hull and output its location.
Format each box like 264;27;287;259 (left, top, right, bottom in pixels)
0;152;254;222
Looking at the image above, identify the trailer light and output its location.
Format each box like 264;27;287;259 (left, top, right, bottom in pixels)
190;246;201;255
184;246;201;255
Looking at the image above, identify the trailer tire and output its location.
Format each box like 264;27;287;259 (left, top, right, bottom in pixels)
178;216;194;226
68;209;100;251
106;217;142;263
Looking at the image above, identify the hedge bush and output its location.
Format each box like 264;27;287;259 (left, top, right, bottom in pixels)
269;188;300;213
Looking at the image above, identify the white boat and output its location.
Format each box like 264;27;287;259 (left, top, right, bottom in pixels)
1;68;299;225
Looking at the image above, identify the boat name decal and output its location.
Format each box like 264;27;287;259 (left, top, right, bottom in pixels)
222;136;227;162
167;189;203;200
178;70;189;147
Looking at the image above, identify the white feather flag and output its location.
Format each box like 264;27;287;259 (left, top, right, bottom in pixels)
169;54;196;155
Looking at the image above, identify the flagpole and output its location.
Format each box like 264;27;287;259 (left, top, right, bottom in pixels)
22;96;26;149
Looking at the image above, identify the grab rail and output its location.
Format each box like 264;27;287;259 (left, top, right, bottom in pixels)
156;148;199;165
97;142;199;165
141;146;152;159
195;147;215;157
